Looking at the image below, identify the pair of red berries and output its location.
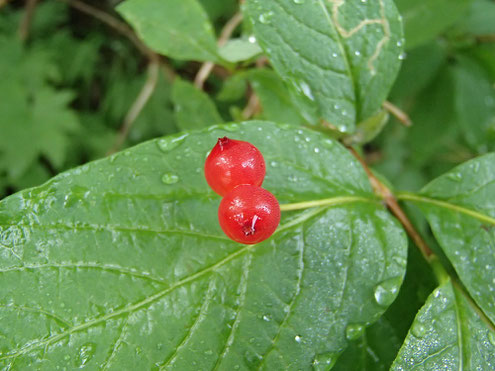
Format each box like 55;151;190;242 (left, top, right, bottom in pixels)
204;137;281;244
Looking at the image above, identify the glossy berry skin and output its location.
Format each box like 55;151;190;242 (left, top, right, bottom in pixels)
205;137;266;196
218;185;280;244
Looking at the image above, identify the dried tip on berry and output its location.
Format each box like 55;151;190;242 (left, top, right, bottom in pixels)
218;185;280;244
204;137;266;196
217;136;229;150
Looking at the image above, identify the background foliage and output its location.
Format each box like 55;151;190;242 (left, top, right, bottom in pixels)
0;0;494;369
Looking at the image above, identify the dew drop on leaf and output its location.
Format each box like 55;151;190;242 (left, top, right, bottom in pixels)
488;331;495;346
345;323;365;340
75;343;96;367
258;11;274;24
161;173;179;185
223;123;240;132
157;134;187;153
411;321;427;338
373;277;402;306
313;352;338;369
294;335;302;343
293;0;305;4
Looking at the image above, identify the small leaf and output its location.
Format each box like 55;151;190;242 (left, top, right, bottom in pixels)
392;280;495;370
218;38;262;63
117;0;221;63
395;0;471;50
0;122;407;369
400;153;495;324
247;69;306;126
245;0;403;133
172;78;223;131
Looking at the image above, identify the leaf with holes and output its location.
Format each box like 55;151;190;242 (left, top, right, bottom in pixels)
244;0;403;133
0;122;407;369
391;280;495;370
399;153;495;324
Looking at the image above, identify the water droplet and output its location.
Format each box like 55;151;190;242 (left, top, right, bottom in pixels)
270;161;278;167
161;173;179;185
293;0;305;3
157;134;187;153
447;172;463;182
314;147;320;153
75;343;96;367
411;321;427;338
346;323;365;340
361;0;367;3
374;277;402;306
248;35;256;43
398;52;407;60
488;331;495;346
223;123;240;132
393;256;407;267
313;352;338;369
259;11;274;24
396;40;403;47
294;335;302;343
205;350;213;355
354;50;361;56
262;314;271;322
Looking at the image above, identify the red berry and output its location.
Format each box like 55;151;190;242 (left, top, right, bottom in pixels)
218;185;280;244
205;137;266;196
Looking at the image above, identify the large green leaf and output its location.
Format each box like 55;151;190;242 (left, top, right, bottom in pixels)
0;122;407;369
392;280;495;370
117;0;221;63
244;0;403;133
399;153;495;324
395;0;471;50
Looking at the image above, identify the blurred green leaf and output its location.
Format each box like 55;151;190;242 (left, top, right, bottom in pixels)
172;78;223;130
247;69;305;126
457;0;495;36
452;56;495;153
0;122;407;369
218;38;262;63
392;280;495;370
395;0;472;50
245;0;403;133
117;0;221;62
0;37;79;180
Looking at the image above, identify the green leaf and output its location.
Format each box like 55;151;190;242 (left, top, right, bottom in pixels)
245;0;403;133
247;69;306;126
395;0;471;50
392;280;495;370
218;38;262;63
457;0;495;36
0;37;79;180
172;78;224;131
452;56;495;153
399;153;495;324
0;122;407;369
117;0;221;63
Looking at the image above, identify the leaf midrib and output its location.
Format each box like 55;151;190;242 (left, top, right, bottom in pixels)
397;192;495;225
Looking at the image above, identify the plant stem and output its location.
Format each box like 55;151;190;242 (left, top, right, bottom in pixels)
107;61;160;155
194;12;243;89
18;0;39;42
382;101;412;127
347;147;434;260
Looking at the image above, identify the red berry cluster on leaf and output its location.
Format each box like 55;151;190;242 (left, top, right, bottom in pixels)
205;137;280;244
